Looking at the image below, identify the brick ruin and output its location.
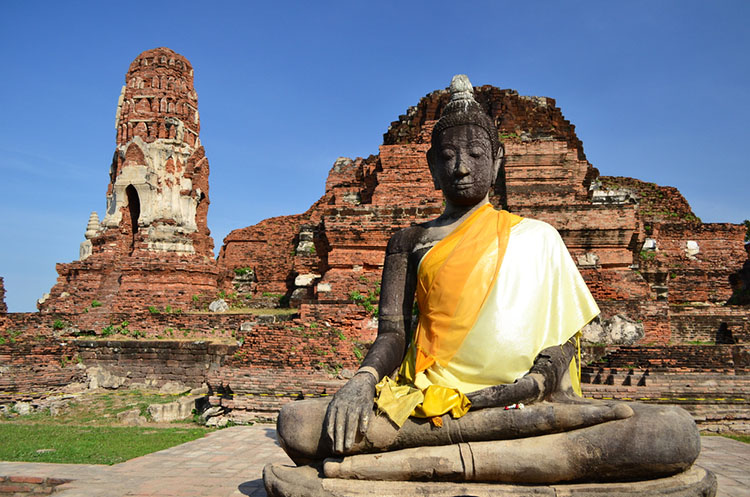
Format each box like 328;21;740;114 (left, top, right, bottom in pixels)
1;54;747;430
219;85;749;344
0;277;7;315
38;47;220;317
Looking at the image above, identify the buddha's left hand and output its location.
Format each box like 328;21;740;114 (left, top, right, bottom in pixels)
466;374;542;409
467;336;578;410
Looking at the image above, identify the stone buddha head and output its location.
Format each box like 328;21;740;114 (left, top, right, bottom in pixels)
427;75;506;209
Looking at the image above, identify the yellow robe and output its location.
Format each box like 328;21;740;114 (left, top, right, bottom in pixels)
375;204;600;427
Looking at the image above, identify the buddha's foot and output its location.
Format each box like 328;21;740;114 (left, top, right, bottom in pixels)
263;462;717;497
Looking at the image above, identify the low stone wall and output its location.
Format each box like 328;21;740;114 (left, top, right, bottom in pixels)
1;311;294;339
581;344;750;433
0;339;85;403
0;336;235;403
230;319;365;370
585;344;749;372
669;305;749;343
209;366;345;422
3;317;748;433
75;339;237;389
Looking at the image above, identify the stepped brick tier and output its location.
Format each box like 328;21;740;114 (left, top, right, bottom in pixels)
39;47;221;315
219;84;748;343
582;344;750;433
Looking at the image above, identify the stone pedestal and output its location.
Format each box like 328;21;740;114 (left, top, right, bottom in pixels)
263;463;716;497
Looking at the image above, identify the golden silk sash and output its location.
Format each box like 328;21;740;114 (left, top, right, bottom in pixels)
412;204;523;374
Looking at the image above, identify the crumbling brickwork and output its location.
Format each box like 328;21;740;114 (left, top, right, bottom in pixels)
40;48;220;315
219;214;309;295
209;367;345;423
6;71;747;426
206;317;366;421
0;335;85;403
581;344;750;432
0;277;6;314
220;84;746;345
0;476;71;495
76;339;235;389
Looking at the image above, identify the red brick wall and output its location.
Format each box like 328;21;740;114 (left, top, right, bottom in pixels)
0;277;6;314
599;177;696;223
0;335;84;403
0;476;70;495
670;305;750;343
218;214;307;295
209;366;345;421
3;310;294;340
586;344;749;373
41;257;221;315
75;339;235;389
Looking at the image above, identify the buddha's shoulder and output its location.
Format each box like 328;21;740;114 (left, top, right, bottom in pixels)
386;225;429;255
512;217;564;244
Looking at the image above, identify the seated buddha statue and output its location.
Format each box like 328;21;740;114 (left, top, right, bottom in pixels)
268;75;704;487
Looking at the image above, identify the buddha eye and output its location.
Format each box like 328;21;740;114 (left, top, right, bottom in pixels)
469;148;485;158
440;149;455;161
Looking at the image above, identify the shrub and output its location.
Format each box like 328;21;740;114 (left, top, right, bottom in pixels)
639;250;656;261
349;283;380;316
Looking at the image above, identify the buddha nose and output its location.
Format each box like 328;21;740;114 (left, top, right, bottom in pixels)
455;158;470;177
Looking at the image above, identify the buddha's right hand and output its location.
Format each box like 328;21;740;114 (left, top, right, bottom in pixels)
324;372;377;454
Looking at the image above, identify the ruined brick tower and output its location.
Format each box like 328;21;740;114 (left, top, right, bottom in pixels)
107;47;212;258
40;47;220;315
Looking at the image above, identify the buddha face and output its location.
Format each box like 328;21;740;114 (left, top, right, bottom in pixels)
428;124;500;207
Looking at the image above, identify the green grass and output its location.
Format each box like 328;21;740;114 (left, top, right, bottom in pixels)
721;434;750;444
0;424;208;465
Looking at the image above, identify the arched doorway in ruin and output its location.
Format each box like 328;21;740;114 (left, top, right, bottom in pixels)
125;185;140;255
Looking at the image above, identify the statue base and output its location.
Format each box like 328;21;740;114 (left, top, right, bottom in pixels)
263;463;716;497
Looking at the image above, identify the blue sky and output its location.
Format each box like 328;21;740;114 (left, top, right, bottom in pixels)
1;1;748;311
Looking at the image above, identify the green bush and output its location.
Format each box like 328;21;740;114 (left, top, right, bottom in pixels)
349;283;380;316
639;250;656;261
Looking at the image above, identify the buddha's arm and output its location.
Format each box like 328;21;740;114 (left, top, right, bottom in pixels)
467;335;578;409
324;230;415;454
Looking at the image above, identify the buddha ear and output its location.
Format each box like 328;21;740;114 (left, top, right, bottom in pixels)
426;147;441;190
492;144;504;182
493;144;508;210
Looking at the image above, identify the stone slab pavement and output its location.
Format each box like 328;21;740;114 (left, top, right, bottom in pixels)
0;427;747;497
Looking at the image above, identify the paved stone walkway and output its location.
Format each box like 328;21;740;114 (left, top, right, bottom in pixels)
0;427;747;496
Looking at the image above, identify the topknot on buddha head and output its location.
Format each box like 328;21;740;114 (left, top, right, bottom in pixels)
431;75;500;159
